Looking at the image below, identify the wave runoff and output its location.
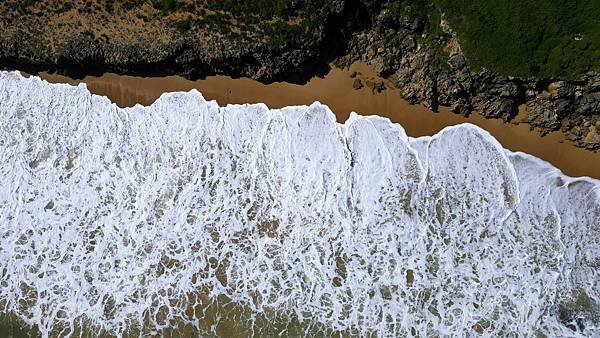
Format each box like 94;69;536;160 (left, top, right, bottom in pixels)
0;71;598;337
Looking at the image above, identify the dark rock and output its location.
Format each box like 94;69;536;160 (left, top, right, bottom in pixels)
373;81;385;93
44;200;54;210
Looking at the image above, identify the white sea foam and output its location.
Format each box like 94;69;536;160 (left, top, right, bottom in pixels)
0;71;598;337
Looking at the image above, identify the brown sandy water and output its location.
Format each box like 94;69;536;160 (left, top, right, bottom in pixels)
32;63;600;179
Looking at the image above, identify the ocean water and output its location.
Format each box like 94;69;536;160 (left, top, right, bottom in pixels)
0;71;598;337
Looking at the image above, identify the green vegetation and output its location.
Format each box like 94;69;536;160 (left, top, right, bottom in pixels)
153;0;599;79
372;0;600;79
19;0;36;9
382;0;452;68
432;0;600;79
207;0;292;19
176;17;192;32
200;0;339;48
153;0;177;12
262;20;304;48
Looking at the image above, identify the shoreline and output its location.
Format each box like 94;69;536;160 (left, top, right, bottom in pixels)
25;63;600;179
3;0;599;153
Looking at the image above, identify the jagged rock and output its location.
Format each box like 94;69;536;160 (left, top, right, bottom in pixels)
527;98;564;132
343;4;599;149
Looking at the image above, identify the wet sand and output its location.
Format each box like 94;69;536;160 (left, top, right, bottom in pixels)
34;63;600;179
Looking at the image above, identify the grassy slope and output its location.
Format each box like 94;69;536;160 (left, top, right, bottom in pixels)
19;0;600;79
420;0;600;79
163;0;338;48
212;0;600;79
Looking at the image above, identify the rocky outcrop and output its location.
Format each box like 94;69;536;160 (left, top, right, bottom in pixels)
337;8;600;150
0;0;359;83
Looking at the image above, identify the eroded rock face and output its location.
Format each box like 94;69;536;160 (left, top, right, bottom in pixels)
0;72;598;336
0;0;356;83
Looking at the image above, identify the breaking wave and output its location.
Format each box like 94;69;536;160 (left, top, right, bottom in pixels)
0;71;598;337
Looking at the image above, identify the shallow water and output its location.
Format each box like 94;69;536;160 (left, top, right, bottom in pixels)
34;62;600;179
0;71;598;337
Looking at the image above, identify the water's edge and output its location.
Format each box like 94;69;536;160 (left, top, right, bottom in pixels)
32;63;600;179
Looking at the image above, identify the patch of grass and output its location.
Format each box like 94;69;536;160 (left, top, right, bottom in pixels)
176;17;192;32
153;0;177;13
198;0;338;48
19;0;36;9
59;2;73;13
433;0;600;79
206;0;292;20
263;20;303;48
122;0;144;10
